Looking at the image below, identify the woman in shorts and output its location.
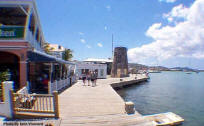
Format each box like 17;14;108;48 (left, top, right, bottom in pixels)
82;73;86;86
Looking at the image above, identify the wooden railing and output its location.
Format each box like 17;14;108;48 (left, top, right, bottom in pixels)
11;91;59;118
49;78;71;94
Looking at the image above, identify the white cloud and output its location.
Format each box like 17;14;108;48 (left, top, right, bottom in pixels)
106;5;111;11
163;4;189;22
86;45;91;48
97;43;103;47
128;0;204;64
79;32;84;35
159;0;177;3
80;39;86;43
104;26;108;30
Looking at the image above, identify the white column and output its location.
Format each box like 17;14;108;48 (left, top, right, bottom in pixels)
0;81;13;118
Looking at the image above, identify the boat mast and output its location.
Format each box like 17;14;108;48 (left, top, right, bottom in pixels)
112;34;114;58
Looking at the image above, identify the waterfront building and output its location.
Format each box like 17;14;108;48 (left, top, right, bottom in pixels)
48;43;66;58
83;58;112;75
0;0;76;93
75;61;107;79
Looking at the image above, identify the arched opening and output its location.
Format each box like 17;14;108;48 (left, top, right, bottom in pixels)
0;51;20;91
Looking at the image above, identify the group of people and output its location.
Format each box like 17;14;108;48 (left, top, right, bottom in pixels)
81;71;98;87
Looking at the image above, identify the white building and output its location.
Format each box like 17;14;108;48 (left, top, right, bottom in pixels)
49;44;65;58
84;58;113;75
84;58;112;63
75;61;107;79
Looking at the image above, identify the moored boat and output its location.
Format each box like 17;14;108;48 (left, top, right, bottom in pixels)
148;70;161;73
145;112;184;126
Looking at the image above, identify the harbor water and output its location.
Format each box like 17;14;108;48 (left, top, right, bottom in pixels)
117;72;204;126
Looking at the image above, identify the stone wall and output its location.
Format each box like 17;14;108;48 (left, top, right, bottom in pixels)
111;47;129;78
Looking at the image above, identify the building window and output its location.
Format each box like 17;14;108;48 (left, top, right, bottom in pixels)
81;69;85;74
29;13;35;35
81;69;89;74
35;28;40;42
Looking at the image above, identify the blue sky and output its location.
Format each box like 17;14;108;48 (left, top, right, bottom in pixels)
35;0;204;69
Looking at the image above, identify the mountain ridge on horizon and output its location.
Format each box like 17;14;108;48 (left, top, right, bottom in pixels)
128;63;203;71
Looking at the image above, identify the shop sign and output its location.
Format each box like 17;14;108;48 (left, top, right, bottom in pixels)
0;26;24;39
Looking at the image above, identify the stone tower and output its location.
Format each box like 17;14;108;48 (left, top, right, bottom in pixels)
111;47;129;78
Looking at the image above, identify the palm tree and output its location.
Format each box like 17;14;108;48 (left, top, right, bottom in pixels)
62;49;73;61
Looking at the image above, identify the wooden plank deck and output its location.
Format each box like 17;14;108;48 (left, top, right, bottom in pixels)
59;74;155;126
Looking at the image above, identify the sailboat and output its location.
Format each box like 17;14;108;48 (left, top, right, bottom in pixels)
184;68;193;74
186;71;192;74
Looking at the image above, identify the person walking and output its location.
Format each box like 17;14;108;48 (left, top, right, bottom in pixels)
82;73;86;86
87;71;91;86
93;71;98;86
91;71;95;87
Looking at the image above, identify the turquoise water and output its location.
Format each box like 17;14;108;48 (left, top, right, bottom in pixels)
118;72;204;126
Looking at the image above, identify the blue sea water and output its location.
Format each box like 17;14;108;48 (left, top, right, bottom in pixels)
118;72;204;126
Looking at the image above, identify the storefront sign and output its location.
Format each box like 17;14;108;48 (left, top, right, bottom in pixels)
0;26;24;39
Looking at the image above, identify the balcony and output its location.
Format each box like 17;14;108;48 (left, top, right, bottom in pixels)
0;5;44;52
26;28;43;52
0;26;43;52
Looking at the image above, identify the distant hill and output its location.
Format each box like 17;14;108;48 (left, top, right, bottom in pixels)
128;63;148;69
128;63;201;72
170;67;199;72
148;66;169;71
128;63;169;71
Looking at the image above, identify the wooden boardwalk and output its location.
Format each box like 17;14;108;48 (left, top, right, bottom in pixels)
59;74;155;126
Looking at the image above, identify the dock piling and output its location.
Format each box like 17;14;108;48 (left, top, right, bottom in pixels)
125;101;135;114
